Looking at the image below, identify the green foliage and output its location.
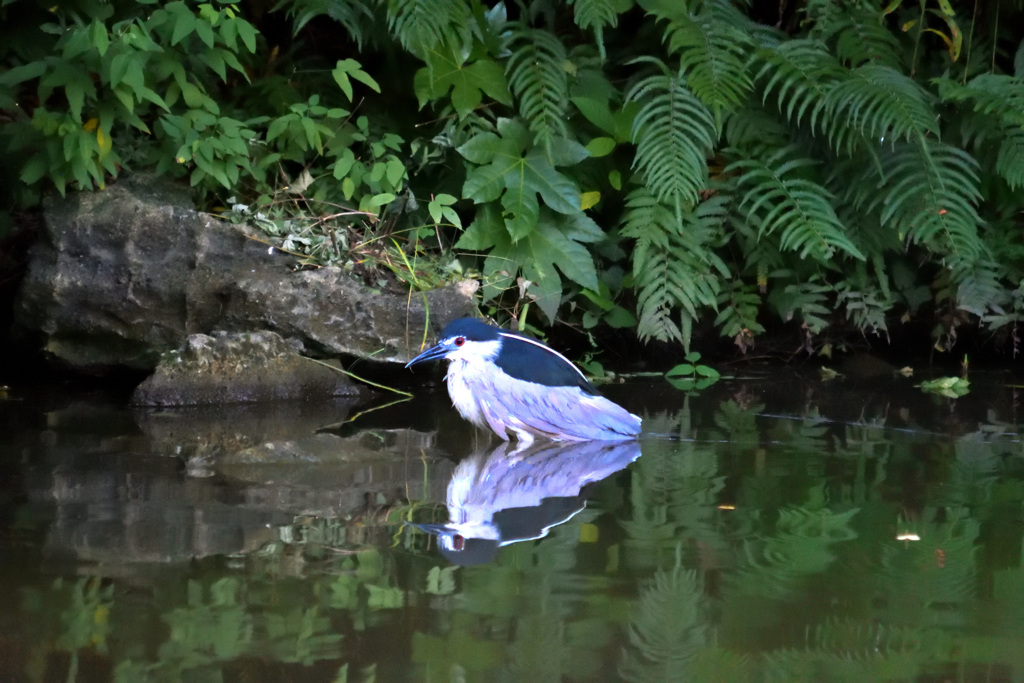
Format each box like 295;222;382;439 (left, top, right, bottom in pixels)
621;188;728;349
664;351;721;391
5;0;1024;353
656;0;756;119
728;146;865;262
506;26;570;149
625;60;717;209
919;375;970;397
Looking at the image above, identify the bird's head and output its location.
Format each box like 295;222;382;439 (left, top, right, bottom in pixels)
405;318;502;367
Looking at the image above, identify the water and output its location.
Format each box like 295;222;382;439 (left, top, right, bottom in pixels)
2;367;1024;682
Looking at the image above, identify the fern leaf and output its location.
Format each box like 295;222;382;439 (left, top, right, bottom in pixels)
282;0;373;47
824;64;937;155
567;0;626;60
727;146;865;262
810;4;904;70
997;127;1024;191
767;278;834;333
626;63;717;208
656;0;755;117
714;280;765;342
506;27;570;150
754;39;844;134
952;257;1010;318
723;107;789;151
875;139;984;261
937;74;1024;189
621;187;730;349
386;0;471;59
936;74;1024;124
837;266;893;338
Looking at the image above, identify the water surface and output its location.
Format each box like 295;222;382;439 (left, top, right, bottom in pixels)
2;367;1023;681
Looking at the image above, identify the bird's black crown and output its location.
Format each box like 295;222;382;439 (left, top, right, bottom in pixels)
439;318;501;342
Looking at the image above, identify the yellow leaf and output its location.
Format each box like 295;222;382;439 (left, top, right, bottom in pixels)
97;126;112;156
578;523;599;543
883;0;903;15
83;117;98;132
580;190;601;211
925;27;961;61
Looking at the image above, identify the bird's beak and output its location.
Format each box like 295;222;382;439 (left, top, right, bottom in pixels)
409;522;451;534
405;341;449;368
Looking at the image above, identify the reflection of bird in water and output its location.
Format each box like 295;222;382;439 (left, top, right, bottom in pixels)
406;318;641;444
414;439;642;565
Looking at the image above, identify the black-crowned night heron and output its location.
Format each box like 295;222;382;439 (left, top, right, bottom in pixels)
405;318;641;443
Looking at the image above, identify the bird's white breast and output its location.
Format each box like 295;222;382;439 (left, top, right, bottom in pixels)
445;359;487;428
442;338;502;432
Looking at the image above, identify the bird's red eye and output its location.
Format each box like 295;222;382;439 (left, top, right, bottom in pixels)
454;336;466;347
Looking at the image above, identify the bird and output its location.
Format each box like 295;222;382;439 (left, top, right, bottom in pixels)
405;318;641;443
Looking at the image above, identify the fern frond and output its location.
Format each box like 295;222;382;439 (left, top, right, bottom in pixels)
754;39;845;134
836;262;893;337
506;27;570;150
714;280;765;342
656;0;755;117
812;4;904;70
626;63;717;208
567;0;625;60
386;0;471;58
997;127;1024;191
621;188;729;349
874;139;984;261
727;146;865;262
767;278;833;333
281;0;374;46
951;257;1011;317
936;74;1024;124
824;64;937;155
723;107;789;151
937;74;1024;189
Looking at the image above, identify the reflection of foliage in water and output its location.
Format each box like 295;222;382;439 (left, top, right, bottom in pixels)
619;548;708;682
17;520;402;682
12;388;1024;680
21;576;113;681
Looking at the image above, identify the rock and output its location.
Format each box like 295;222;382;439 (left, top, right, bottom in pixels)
220;269;479;361
130;330;364;406
13;174;480;373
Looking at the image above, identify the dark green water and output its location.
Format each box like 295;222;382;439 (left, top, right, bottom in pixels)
2;367;1024;682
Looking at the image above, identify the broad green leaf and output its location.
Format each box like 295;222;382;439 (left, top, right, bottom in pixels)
195;19;215;49
459;119;583;242
89;20;109;56
586;137;616;157
414;46;511;119
332;59;380;102
572;96;617;134
459;205;599;319
0;60;46;87
236;19;257;52
167;2;197;46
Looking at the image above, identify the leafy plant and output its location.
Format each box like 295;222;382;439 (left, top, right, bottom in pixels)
919;376;971;398
664;351;721;391
4;0;1024;356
